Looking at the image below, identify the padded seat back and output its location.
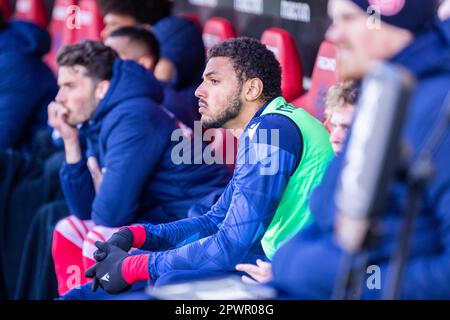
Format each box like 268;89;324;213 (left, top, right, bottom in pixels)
14;0;49;28
74;0;103;42
292;40;338;120
202;17;236;52
45;0;78;72
261;28;304;102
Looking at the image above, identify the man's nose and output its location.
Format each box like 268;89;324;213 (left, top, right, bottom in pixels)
330;128;344;142
55;90;65;104
195;82;206;99
325;23;341;45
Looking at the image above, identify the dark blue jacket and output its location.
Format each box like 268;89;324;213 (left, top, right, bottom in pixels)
272;19;450;299
60;59;230;227
0;21;58;150
133;101;304;279
153;16;205;112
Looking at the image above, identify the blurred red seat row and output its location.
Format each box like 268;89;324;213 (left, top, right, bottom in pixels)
4;1;338;167
6;0;103;71
5;1;338;120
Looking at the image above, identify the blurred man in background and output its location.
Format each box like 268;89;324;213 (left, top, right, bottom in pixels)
324;81;358;155
105;26;199;127
99;0;205;109
269;0;450;299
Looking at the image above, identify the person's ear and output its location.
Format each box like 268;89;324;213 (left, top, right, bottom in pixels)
138;55;157;71
154;58;176;82
244;78;264;102
95;80;110;100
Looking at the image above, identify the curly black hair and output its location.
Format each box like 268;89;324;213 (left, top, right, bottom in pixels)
208;37;282;102
57;41;119;81
109;26;160;63
99;0;173;25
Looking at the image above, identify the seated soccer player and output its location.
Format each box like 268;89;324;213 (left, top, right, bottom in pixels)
49;41;231;295
104;26;199;128
76;37;333;297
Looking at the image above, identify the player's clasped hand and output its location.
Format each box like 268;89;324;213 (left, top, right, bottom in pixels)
85;241;131;294
93;228;134;262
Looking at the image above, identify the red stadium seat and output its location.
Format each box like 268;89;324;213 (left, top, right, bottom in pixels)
45;0;78;72
178;12;202;30
14;0;49;28
0;0;12;21
291;40;338;121
261;28;304;103
202;17;236;51
75;0;103;42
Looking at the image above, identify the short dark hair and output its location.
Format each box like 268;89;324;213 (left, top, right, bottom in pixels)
208;37;282;102
57;41;118;81
109;26;160;63
99;0;172;25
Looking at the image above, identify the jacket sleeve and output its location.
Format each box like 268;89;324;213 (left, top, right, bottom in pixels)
272;173;450;300
59;158;96;220
141;179;234;251
91;114;167;227
308;154;342;232
0;93;33;148
145;124;302;279
270;221;330;299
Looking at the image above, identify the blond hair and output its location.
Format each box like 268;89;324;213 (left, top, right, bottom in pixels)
324;81;358;120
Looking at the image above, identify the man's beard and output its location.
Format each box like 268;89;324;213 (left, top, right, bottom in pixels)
201;90;243;129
